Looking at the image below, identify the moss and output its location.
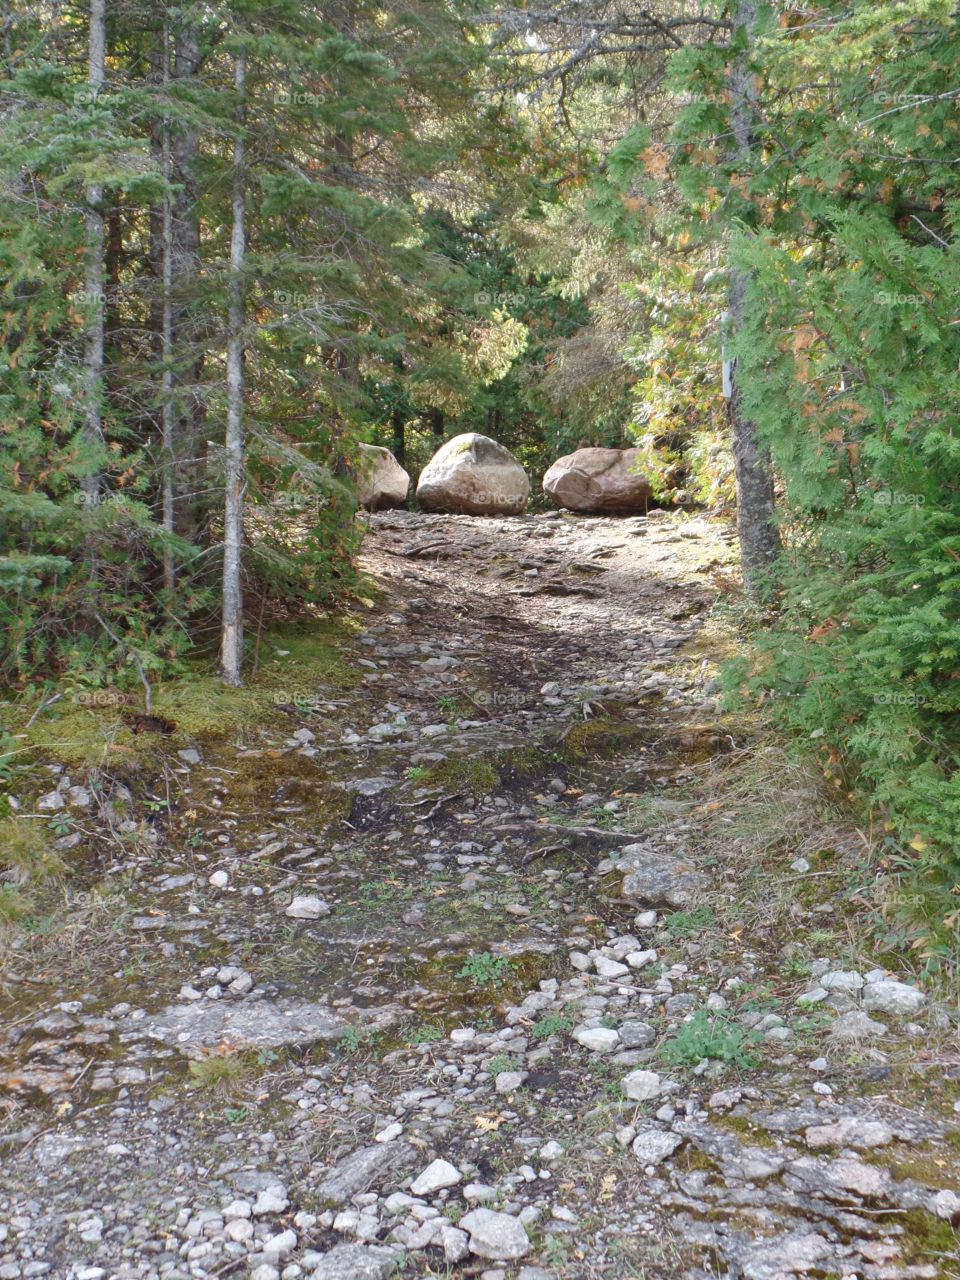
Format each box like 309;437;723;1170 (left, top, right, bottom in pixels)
497;744;556;782
895;1207;958;1263
561;716;648;762
13;615;363;771
712;1112;779;1148
423;754;499;797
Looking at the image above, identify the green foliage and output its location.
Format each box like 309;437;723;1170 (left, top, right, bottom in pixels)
456;952;512;989
669;0;960;898
664;906;714;939
658;1011;760;1069
405;1023;444;1046
531;1013;572;1040
486;1052;517;1075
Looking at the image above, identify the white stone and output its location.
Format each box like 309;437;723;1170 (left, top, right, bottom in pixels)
861;979;925;1016
573;1025;619;1053
410;1158;462;1196
631;1128;683;1167
459;1208;530;1261
621;1069;662;1102
209;870;229;888
253;1186;289;1216
285;895;330;920
592;953;630;979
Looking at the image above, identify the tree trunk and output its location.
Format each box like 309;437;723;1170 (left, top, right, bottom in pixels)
726;0;780;593
391;405;405;465
169;18;205;545
427;406;444;440
160;16;175;592
220;53;246;686
81;0;106;504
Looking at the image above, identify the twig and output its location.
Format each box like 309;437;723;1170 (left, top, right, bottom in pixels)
25;692;62;729
69;1055;96;1092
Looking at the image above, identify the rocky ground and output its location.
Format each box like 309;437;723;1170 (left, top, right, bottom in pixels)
1;509;958;1280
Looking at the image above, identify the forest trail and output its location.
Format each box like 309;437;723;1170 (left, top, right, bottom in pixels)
1;511;957;1280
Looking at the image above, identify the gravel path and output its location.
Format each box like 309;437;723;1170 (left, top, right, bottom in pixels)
1;510;957;1280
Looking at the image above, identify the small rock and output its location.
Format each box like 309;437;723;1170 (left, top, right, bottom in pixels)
573;1025;619;1053
410;1158;462;1196
631;1128;683;1167
830;1010;886;1040
285;895;330;920
459;1209;530;1261
593;954;630;979
309;1245;399;1279
621;1069;662;1102
209;870;230;889
495;1070;527;1094
862;979;925;1016
253;1185;289;1216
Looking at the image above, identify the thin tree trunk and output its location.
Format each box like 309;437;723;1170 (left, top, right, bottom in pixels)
392;405;405;465
170;19;204;544
81;0;106;504
160;16;175;592
220;53;246;686
726;0;780;593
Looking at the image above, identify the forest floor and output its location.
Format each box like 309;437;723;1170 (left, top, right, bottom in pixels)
1;509;958;1280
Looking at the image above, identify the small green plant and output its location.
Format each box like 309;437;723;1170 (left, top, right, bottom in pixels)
436;694;467;724
187;1054;249;1093
486;1052;517;1075
531;1013;572;1040
224;1107;248;1124
457;952;512;988
405;766;430;783
663;905;714;939
405;1023;444;1046
338;1026;382;1056
658;1011;760;1069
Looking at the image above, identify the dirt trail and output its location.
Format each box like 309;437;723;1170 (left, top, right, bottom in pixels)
1;510;957;1280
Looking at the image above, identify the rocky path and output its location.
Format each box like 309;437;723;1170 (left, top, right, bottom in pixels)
1;510;957;1280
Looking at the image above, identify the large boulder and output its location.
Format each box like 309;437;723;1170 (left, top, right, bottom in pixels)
542;446;652;514
416;433;529;515
356;444;409;511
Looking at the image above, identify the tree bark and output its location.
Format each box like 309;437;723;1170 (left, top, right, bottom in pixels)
726;0;780;593
169;17;205;544
220;53;246;686
160;16;175;592
81;0;106;504
391;405;405;465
